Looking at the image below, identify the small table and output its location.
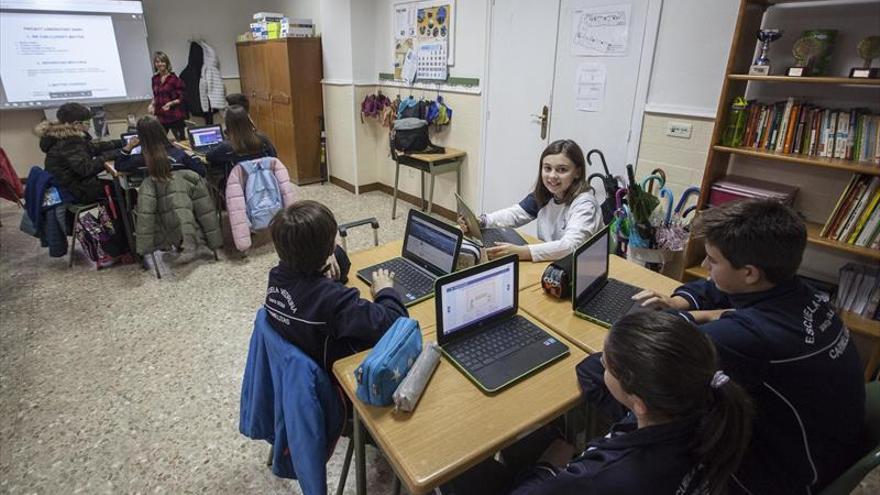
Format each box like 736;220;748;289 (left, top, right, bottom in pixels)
392;148;466;220
518;255;683;354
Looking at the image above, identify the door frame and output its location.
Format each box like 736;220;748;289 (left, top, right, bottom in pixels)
479;0;664;210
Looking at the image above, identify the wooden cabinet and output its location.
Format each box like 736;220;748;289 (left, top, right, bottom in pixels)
235;38;323;185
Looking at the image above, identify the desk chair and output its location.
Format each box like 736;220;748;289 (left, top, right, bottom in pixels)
337;217;380;252
819;381;880;495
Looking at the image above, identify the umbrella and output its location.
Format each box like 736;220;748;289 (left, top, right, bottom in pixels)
657;186;701;251
586;149;618;225
609;188;630;255
626;164;659;248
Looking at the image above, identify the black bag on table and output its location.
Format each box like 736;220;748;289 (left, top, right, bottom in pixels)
542;254;573;299
391;118;430;152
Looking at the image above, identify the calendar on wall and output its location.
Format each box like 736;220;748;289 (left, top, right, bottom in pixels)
417;41;447;80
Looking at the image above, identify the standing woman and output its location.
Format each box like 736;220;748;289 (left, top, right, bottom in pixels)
150;51;188;141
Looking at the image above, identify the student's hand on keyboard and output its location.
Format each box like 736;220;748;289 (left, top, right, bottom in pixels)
485;242;532;261
371;268;395;298
689;309;734;323
632;290;690;310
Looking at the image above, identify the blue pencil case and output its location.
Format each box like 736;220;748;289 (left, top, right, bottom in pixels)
355;317;422;407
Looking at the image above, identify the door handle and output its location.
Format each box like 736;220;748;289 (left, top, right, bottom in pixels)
532;105;549;140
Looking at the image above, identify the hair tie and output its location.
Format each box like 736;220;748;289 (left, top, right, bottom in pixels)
710;370;729;389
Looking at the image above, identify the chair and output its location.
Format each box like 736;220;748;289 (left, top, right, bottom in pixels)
240;307;351;495
818;381;880;495
337;217;380;251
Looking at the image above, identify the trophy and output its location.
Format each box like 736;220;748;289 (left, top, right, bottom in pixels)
787;36;822;76
750;29;783;76
850;36;880;79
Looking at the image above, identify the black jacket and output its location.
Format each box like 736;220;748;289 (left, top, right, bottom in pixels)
115;145;206;177
672;278;865;494
179;41;204;117
264;261;408;374
36;121;122;203
511;354;708;495
205;134;277;170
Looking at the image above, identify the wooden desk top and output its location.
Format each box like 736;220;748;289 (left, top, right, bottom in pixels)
346;236;551;327
519;256;683;354
400;147;466;163
332;318;587;495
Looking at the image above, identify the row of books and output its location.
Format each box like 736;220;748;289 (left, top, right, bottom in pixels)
739;97;880;164
821;174;880;249
836;264;880;321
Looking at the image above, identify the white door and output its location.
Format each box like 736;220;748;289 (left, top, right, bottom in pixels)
548;0;660;205
481;0;562;224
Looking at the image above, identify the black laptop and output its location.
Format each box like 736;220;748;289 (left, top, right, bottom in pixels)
185;124;224;153
455;193;527;247
572;226;645;327
357;209;463;306
436;254;570;393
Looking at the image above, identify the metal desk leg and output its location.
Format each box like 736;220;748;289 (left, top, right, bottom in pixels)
428;168;436;215
392;159;401;220
112;178;137;257
353;409;367;495
420;170;426;210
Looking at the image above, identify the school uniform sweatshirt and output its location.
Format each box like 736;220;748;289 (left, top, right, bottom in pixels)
483;192;603;262
264;262;408;374
672;277;865;494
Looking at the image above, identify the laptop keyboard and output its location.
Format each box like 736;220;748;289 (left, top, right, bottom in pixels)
446;315;545;371
383;258;434;295
579;280;641;324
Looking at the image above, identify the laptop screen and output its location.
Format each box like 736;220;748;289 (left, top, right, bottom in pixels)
403;213;460;275
189;126;223;147
575;227;609;304
438;259;515;338
121;133;141;154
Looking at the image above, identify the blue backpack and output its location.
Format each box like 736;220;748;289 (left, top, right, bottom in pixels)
241;157;283;231
355;317;422;407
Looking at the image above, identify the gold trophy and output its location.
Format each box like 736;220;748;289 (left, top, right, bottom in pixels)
850;36;880;79
786;37;822;77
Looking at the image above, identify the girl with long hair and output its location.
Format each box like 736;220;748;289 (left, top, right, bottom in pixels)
115;115;205;177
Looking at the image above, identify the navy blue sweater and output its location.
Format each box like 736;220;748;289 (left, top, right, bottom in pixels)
510;354;708;495
264;263;408;373
673;278;865;494
115;145;206;177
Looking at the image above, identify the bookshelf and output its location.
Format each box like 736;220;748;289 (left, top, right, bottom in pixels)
681;0;880;284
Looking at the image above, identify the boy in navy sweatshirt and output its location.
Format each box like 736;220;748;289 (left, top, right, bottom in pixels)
633;198;865;494
264;200;407;374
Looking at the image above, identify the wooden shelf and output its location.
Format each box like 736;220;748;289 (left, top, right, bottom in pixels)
713;146;880;176
806;223;880;260
728;74;880;86
842;310;880;339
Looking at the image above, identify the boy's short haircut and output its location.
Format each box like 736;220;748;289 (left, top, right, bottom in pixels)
270;200;337;274
57;102;91;124
694;198;806;284
226;93;250;112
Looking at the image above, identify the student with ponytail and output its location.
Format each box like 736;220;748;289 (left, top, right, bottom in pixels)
445;312;753;495
116;116;205;177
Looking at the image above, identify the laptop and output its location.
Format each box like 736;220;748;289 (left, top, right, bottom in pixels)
572;226;646;327
357;209;463;306
436;254;570;393
455;193;527;247
185;125;224;153
120;132;141;154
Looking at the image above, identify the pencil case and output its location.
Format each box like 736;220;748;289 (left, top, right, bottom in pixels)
355;317;422;407
393;342;441;412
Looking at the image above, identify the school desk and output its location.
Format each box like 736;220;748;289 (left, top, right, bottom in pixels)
518;255;683;354
332;319;587;495
392;147;466;220
345;235;551;326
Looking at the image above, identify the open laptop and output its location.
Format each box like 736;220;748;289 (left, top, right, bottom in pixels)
357;209;463;306
455;193;527;247
120;132;141;154
185;124;224;153
436;254;570;393
572;226;645;327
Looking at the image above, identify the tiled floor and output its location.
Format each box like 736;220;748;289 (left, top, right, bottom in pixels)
1;183;877;494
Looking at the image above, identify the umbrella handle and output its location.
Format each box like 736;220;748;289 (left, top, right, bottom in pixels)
640;174;665;193
660;188;674;225
588;172;607;190
615;188;628;209
648;168;667;194
675;186;701;213
587;149;610;176
682;205;698;219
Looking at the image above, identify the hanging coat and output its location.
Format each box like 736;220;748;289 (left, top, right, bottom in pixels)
198;41;226;113
179;41;205;117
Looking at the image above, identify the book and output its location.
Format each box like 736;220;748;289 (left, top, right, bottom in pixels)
856;202;880;247
782;101;799;153
848;185;880;243
821;174;860;237
830;176;868;240
777;98;795;153
840;176;880;242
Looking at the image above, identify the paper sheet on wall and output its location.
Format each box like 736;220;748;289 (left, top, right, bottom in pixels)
571;3;630;56
394;5;416;40
576;63;606;112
